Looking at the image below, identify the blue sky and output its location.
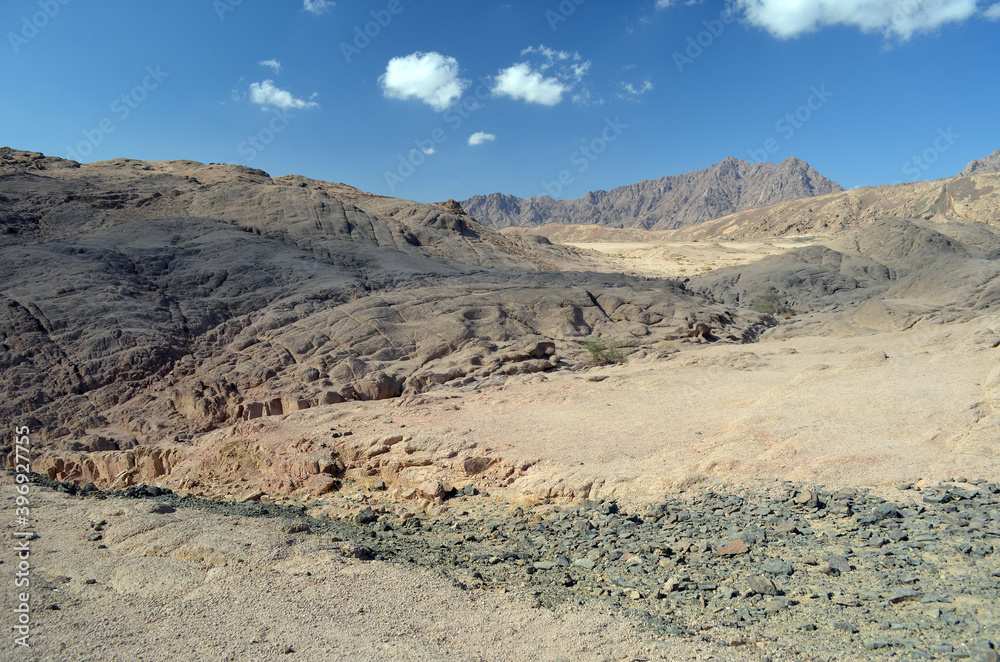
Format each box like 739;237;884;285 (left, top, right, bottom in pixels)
3;0;999;202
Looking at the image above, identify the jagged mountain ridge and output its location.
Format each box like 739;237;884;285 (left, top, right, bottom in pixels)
462;156;844;231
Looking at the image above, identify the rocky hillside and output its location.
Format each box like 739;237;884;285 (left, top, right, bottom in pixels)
0;148;766;465
462;157;844;231
672;163;1000;242
962;148;1000;176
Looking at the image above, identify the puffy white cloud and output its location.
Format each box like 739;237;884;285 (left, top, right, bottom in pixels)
732;0;979;40
379;52;469;111
492;45;591;106
468;132;496;146
303;0;333;15
249;80;319;110
985;3;1000;19
259;59;282;74
493;63;567;106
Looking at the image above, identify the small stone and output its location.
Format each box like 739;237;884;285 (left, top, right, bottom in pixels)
831;594;862;607
825;554;851;575
572;558;595;570
84;579;97;585
774;521;799;535
888;588;921;604
417;480;446;501
45;604;60;611
354;509;377;525
747;575;777;596
88;533;103;542
832;622;858;633
717;539;750;556
761;558;793;576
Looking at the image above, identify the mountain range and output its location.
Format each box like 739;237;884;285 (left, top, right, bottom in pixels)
462;156;844;231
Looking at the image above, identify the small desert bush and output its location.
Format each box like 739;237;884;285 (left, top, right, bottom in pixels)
750;293;796;317
581;338;630;366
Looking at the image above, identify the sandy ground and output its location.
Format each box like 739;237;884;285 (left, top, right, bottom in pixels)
560;239;824;279
270;315;995;509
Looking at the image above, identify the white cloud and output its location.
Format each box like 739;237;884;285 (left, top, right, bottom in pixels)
421;146;436;155
656;0;704;7
520;45;579;67
493;63;567;106
249;80;319;110
379;52;469;111
468;132;496;146
259;59;282;74
619;79;654;99
732;0;979;40
492;45;592;106
985;3;1000;19
303;0;333;15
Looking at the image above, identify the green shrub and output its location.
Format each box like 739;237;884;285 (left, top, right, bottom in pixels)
581;338;631;365
750;293;796;317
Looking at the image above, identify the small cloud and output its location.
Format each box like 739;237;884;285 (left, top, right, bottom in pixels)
303;0;333;15
493;63;567;105
619;79;654;99
468;132;496;146
492;45;592;106
520;45;580;68
379;52;469;111
249;80;319;110
985;3;1000;20
422;146;437;155
656;0;704;7
259;59;282;74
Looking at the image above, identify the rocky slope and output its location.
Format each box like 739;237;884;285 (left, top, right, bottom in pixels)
0;148;766;474
462;156;844;231
671;163;1000;242
962;149;1000;176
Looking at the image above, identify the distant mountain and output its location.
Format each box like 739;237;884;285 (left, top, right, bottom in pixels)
671;151;1000;242
962;149;1000;176
462;157;844;231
